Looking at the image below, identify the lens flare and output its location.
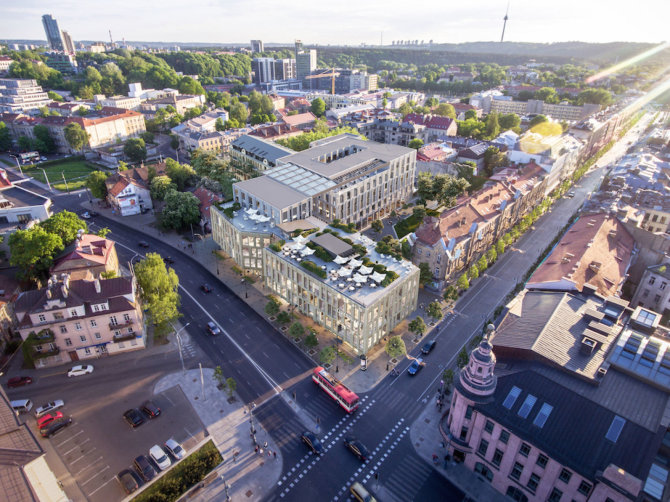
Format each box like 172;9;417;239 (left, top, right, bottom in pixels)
585;42;670;84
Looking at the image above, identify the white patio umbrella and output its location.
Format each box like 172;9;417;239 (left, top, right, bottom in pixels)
352;273;367;284
334;255;349;265
358;265;373;275
349;258;363;268
370;271;386;283
337;267;353;277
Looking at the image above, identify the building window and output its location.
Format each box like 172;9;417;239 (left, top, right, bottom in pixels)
84;347;91;355
519;443;531;457
655;294;662;303
70;309;78;316
536;454;548;469
128;326;134;333
527;473;540;493
79;335;86;342
500;429;510;444
492;449;504;467
65;338;72;346
558;468;572;483
59;325;67;334
649;276;656;285
548;488;563;502
578;481;592;496
94;332;101;339
74;322;82;330
90;319;97;327
124;313;131;322
478;438;489;456
510;462;523;480
54;312;63;319
485;420;494;434
38;314;46;322
93;304;99;312
460;426;468;441
643;289;650;298
474;462;493;482
110;316;118;326
505;486;528;502
661;282;667;290
465;405;473;419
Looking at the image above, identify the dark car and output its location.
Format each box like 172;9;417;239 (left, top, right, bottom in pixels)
138;241;150;248
207;321;221;336
40;417;72;438
301;431;324;455
163;256;175;265
421;340;436;355
344;436;369;461
141;400;161;418
89;210;99;217
123;408;145;428
407;358;424;376
117;468;141;494
133;455;156;482
7;376;33;388
201;284;212;293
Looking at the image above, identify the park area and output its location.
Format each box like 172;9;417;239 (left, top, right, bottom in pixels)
21;157;99;191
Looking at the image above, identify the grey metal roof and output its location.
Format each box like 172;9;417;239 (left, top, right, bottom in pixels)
265;163;335;196
231;135;294;164
280;134;413;180
311;233;354;257
234;176;309;209
477;369;663;480
0;186;50;208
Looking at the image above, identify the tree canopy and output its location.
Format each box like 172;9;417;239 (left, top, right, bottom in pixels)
150;175;177;201
276;127;362;152
9;227;64;281
310;98;326;117
64;123;89;151
165;158;195;190
385;335;407;359
86;171;109;199
134;252;181;329
160;190;200;230
39;211;88;246
416;172;470;207
124;138;147;163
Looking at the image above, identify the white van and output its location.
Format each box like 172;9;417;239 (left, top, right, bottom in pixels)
10;399;33;414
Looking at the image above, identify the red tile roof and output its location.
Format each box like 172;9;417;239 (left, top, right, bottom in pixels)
404;113;455;131
52;234;115;269
282;112;316;128
193;187;223;220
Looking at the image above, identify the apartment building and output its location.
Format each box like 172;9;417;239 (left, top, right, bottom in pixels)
14;275;145;368
412;162;546;288
445;291;668;502
51;233;119;280
95;94;141;110
0;168;53;224
252;58;275;85
0;78;52;114
230;135;294;171
631;263;670;315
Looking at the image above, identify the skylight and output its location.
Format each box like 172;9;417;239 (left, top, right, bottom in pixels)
532;403;553;428
518;394;537;419
605;415;626;442
502;386;521;410
636;309;657;327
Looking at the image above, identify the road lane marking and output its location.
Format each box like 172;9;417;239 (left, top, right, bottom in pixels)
69;448;95;464
63;438;90;455
81;465;109;486
88;475;117;496
56;430;84;446
74;456;103;475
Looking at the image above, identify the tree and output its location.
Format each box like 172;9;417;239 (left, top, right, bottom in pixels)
469;263;480;280
442;368;454;392
386;335;406;360
178;76;205;95
398;102;413;118
535;87;559;104
457;273;470;291
64;123;89;151
434;103;456;118
40;211;88;245
408;138;424;150
409;316;427;338
47;91;63;102
305;330;318;349
140;131;155;144
498;113;521;132
170;134;180;150
483;146;506;176
96;227;111;238
160;190;200;230
265;298;280;316
33;125;55;153
117;161;130;171
289;322;305;339
425;97;439;108
577;88;612;106
477;256;488;272
215;118;225;131
124;138;147;163
18;136;32;152
464;109;477;120
310;98;326;117
319;346;336;365
165;158;195;190
86;171;109;199
457;347;469;368
495;239;506;256
444;285;459;301
0;122;11;151
371;220;383;233
8;227;64;281
528;115;548;128
213;366;225;389
150;175;177;201
134;252;181;330
229;102;248;124
426;301;443;321
419;262;432;285
226;377;237;399
486;247;497;264
484;112;500;139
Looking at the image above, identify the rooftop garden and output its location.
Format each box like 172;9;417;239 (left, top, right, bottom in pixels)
375;235;403;261
222;201;241;219
300;260;327;279
305;241;333;262
330;219;357;233
269;239;285;252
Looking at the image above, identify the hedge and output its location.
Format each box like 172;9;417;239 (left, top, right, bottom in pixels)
132;440;222;502
300;260;327;278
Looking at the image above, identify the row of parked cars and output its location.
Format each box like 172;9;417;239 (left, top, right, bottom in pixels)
123;400;161;427
117;439;185;494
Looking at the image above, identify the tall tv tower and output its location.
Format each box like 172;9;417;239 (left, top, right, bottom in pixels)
500;1;510;42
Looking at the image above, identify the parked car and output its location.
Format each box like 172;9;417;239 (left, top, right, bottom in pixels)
35;400;65;418
80;212;91;219
301;431;324;455
421;340;436;355
163;256;175;265
37;411;64;429
344;436;369;461
207;321;221;336
138;241;150;248
67;365;94;377
40;157;47;161
149;444;172;471
201;284;212;293
117;469;140;494
133;455;156;482
88;210;99;217
123;408;145;428
40;417;72;438
350;482;377;502
164;438;185;460
566;191;575;198
141;400;161;418
7;376;33;388
407;358;424;376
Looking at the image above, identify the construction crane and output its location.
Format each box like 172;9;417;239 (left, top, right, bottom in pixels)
304;69;340;95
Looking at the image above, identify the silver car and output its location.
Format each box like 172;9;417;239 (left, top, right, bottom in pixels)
164;438;185;460
149;445;172;471
35;400;65;418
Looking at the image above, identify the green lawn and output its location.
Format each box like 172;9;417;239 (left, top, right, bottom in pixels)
22;159;96;191
1;159;13;167
395;213;424;239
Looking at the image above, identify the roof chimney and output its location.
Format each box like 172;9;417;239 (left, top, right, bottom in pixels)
61;284;68;298
94;278;101;294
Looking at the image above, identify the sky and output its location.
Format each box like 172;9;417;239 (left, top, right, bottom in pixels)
3;0;668;45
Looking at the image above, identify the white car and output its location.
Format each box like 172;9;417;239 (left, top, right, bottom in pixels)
149;445;172;471
35;400;65;418
80;212;91;219
164;438;185;460
68;365;94;377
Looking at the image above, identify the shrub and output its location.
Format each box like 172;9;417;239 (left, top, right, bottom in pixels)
265;299;280;316
305;331;318;348
300;260;327;278
276;311;291;324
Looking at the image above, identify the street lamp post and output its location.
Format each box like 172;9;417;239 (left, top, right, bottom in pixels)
8;155;23;176
172;322;191;374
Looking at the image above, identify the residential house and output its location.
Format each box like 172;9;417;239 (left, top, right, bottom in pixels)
105;166;158;216
14;274;145;367
403;113;458;142
193;187;223;233
630;263;670;320
281;112;317;131
457;143;489;172
51;233;119;280
230;135;294;173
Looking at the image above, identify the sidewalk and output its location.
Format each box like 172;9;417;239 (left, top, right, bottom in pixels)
153;368;282;502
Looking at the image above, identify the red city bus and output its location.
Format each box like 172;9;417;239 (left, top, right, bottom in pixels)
312;366;359;413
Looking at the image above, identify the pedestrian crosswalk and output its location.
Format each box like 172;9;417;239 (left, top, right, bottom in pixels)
376;447;435;502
